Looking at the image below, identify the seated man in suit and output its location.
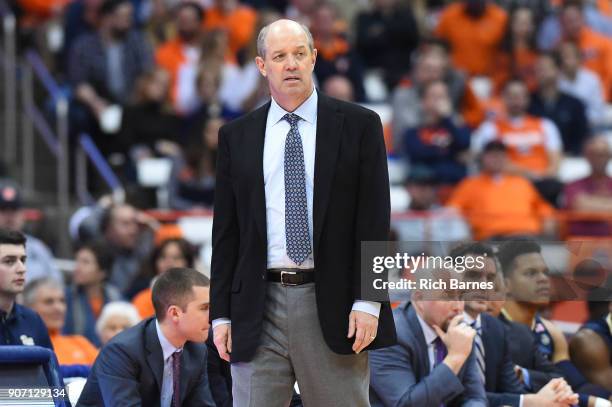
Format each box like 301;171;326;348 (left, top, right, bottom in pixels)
77;267;215;407
454;242;578;407
369;269;487;407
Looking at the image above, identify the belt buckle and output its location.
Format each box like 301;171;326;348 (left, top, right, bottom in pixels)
280;270;298;286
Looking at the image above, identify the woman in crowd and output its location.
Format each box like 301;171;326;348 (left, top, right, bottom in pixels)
131;237;197;318
64;241;122;346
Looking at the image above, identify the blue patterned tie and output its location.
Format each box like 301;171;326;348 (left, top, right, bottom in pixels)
283;113;311;265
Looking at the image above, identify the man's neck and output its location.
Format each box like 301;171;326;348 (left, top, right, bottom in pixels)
0;294;14;315
504;300;537;326
465;308;479;320
159;320;187;349
84;283;103;299
272;87;314;113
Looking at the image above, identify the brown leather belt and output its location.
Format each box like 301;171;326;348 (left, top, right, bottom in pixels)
266;268;315;286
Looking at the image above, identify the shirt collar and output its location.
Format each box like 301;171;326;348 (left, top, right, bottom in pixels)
463;311;481;327
268;87;318;127
416;312;438;346
155;319;182;362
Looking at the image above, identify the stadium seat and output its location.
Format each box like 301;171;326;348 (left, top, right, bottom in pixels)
0;345;68;406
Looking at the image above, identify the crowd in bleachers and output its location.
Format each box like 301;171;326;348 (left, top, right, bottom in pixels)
0;0;612;405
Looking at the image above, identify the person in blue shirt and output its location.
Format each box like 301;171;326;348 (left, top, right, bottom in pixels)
403;80;471;185
0;228;53;348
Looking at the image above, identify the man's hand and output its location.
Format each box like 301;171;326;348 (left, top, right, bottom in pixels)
213;324;232;362
347;310;378;354
524;378;578;407
433;314;475;374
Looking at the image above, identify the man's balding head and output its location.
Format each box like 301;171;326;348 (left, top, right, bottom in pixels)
584;136;611;176
255;19;317;112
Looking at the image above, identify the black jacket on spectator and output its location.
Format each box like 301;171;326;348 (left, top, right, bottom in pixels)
355;5;420;89
119;102;181;151
528;91;590;155
314;49;366;102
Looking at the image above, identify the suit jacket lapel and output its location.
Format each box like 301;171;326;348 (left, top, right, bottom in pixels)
250;102;271;242
313;93;343;257
178;345;192;404
144;319;164;393
406;306;431;374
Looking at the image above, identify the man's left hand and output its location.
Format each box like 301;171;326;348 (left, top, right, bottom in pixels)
347;310;378;354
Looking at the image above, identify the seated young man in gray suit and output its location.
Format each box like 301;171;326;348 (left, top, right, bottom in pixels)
456;242;578;407
369;269;487;407
77;267;215;407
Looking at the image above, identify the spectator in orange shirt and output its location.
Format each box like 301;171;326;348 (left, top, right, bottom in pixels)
558;1;612;100
311;3;366;101
155;2;205;115
132;238;197;319
64;241;123;347
24;278;98;367
494;6;540;94
434;0;508;77
473;79;563;204
447;140;556;240
203;0;257;64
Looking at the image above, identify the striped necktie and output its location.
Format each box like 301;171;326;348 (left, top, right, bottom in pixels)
471;319;486;385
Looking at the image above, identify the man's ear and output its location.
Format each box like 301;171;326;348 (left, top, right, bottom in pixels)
255;56;266;77
311;48;317;67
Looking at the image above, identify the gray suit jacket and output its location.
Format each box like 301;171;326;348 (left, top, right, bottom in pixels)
369;302;487;407
77;318;215;407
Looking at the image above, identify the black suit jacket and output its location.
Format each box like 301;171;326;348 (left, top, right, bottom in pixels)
480;313;527;407
77;318;215;407
498;314;562;392
211;91;396;362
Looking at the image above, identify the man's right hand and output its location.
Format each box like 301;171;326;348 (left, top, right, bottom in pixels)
433;314;475;374
524;378;579;407
213;324;232;362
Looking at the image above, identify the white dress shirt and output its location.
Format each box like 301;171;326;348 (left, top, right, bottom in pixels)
212;88;380;329
416;312;440;373
156;320;182;407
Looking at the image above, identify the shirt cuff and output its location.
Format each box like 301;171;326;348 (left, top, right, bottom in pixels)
521;367;531;390
351;301;381;318
519;395;524;407
212;318;231;329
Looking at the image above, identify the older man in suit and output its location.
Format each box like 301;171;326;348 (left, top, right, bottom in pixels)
77;268;215;407
210;18;396;406
369;268;487;407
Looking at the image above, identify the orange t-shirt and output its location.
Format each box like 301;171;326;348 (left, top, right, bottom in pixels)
493;46;539;94
493;116;551;174
448;173;555;240
18;0;70;23
435;2;508;76
89;295;103;319
50;331;98;366
597;0;612;17
574;27;612;100
132;288;155;319
155;39;189;112
203;5;257;60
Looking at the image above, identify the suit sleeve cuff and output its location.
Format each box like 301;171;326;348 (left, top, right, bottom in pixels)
521;367;531;390
212;318;231;329
352;301;381;318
